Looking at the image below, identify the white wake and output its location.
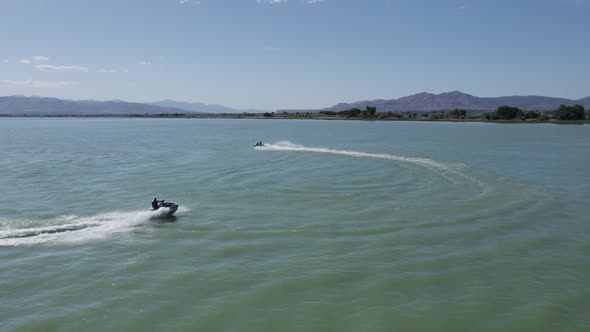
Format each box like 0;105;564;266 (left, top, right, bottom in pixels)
255;141;464;170
0;207;189;246
255;141;490;197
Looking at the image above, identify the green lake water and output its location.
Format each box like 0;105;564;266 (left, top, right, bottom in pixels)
0;118;589;331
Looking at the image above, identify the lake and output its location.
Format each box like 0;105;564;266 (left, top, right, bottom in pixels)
1;118;589;331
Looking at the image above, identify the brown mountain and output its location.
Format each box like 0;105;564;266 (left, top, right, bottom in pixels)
0;96;190;116
324;91;590;113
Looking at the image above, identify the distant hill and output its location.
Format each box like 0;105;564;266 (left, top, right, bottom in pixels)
0;96;260;116
149;99;259;114
323;91;590;112
2;93;588;116
0;96;188;116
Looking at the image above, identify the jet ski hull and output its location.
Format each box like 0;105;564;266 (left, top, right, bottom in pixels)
164;204;178;216
150;202;179;217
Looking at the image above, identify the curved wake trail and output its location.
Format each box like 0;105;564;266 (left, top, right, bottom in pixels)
256;141;490;197
256;141;464;170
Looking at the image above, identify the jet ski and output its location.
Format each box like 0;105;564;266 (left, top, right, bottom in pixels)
150;201;179;217
254;141;265;147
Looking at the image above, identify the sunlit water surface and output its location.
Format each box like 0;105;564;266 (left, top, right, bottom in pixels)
0;119;588;331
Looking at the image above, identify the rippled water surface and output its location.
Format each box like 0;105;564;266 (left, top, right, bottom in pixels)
1;119;589;331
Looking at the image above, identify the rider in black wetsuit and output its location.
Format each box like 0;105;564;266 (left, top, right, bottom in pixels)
152;197;160;210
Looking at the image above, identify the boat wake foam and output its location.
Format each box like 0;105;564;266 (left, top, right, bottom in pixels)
0;207;189;247
255;141;490;197
256;141;464;170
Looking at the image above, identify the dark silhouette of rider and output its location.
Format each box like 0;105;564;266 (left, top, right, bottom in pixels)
152;197;160;210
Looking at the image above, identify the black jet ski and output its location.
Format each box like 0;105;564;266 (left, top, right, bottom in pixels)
150;201;179;217
254;141;265;147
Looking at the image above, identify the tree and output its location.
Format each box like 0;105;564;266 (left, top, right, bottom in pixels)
553;104;585;120
429;112;445;120
447;108;466;118
482;112;499;120
364;106;377;118
523;111;540;119
495;106;521;120
338;108;361;118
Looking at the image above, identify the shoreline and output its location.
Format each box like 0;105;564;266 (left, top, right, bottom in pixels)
1;114;589;125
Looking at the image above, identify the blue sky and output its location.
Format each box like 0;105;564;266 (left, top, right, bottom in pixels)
0;0;588;110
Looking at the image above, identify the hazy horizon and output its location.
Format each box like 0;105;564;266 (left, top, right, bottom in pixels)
2;90;589;112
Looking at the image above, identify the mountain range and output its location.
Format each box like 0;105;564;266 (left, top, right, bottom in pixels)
0;96;188;116
1;92;589;116
322;91;590;113
148;99;254;114
0;96;252;116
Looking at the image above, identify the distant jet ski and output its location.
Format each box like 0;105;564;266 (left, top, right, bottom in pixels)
254;141;265;147
150;200;179;217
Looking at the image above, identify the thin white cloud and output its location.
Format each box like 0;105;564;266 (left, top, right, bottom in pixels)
36;64;88;72
19;59;31;64
32;56;49;62
456;5;465;10
0;79;75;88
138;61;151;65
97;68;128;73
306;0;324;3
180;0;200;4
2;59;8;63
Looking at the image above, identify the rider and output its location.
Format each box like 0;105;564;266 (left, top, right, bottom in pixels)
152;197;161;210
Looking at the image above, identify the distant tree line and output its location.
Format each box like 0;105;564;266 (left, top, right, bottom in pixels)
318;104;588;121
481;104;587;121
5;104;587;122
320;106;377;118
